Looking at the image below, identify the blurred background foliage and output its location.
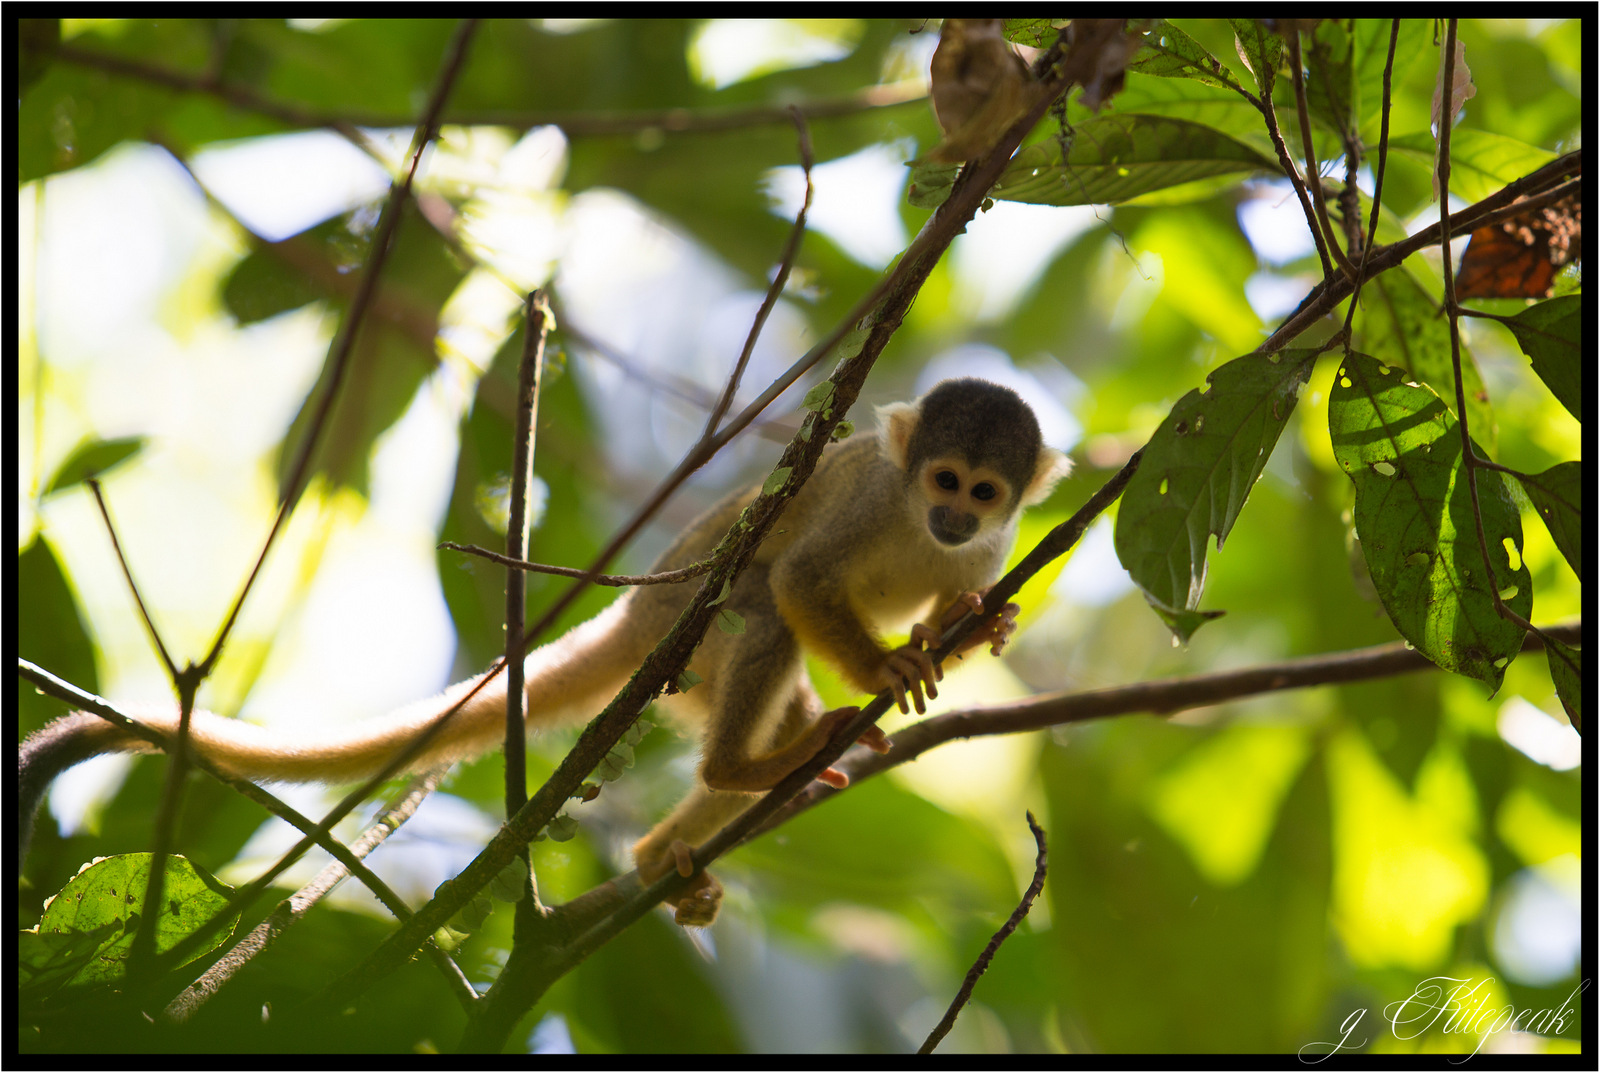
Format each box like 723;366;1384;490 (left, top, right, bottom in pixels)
16;18;1582;1055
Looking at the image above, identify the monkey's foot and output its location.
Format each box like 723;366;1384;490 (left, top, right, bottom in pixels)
635;839;725;926
667;840;723;926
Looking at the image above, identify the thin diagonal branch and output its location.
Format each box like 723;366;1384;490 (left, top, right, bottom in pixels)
920;812;1048;1053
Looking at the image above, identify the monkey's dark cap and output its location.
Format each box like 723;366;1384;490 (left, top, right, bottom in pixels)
908;378;1043;491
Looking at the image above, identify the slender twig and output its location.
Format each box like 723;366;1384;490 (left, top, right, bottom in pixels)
920;813;1048;1054
703;108;814;439
1436;21;1539;643
1341;20;1400;341
1257;38;1335;279
84;479;177;679
1260;156;1580;354
439;542;714;586
161;766;471;1024
759;620;1584;828
504;292;550;823
1287;30;1355;279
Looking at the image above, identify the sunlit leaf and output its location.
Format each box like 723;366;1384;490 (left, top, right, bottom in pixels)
29;854;234;993
40;436;145;497
1114;347;1319;641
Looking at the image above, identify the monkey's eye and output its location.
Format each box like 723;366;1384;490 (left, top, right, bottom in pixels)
935;470;960;492
972;482;997;502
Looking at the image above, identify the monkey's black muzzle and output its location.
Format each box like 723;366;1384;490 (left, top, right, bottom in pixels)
927;506;978;546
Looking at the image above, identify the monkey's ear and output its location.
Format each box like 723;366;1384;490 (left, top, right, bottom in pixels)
875;401;921;471
1019;447;1072;507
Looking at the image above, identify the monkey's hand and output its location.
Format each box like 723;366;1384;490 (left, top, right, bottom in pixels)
874;642;942;715
936;589;1020;658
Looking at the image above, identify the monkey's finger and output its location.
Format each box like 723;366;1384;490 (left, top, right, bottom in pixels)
909;622;941;649
856;725;892;753
670;839;696;878
817;767;850;789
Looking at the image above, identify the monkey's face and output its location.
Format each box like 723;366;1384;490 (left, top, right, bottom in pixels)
916;457;1016;546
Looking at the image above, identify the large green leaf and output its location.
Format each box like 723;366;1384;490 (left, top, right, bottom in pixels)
1501;295;1581;421
1328;353;1531;691
1114;347;1319;640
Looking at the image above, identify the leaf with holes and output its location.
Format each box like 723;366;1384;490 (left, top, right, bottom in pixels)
1328;353;1531;691
1114;347;1318;641
1517;462;1581;581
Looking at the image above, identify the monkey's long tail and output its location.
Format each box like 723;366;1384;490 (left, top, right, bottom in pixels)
18;598;644;866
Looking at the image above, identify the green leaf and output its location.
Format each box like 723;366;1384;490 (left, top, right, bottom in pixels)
1229;20;1282;99
1357;268;1495;452
1129;21;1248;95
708;578;731;606
1501;296;1580;421
1303;19;1355;135
221;243;326;323
989;114;1278;206
1546;638;1581;733
30;853;235;992
1114;348;1319;641
1516;462;1581;580
801;380;836;410
907;161;958;209
1388;130;1555;203
761;466;793;496
1004;19;1063;49
716;608;746;635
1328;353;1532;691
676;669;704;693
489;856;530;903
547;812;579;842
41;436;145;496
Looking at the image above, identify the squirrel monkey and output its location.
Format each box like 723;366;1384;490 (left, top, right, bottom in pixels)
19;379;1070;925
